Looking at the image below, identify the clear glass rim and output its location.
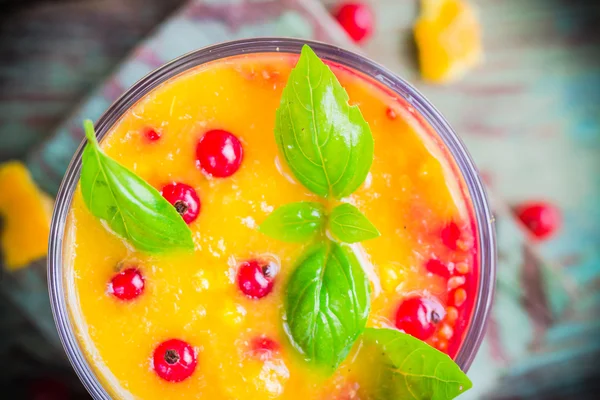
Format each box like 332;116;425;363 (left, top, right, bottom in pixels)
48;37;496;399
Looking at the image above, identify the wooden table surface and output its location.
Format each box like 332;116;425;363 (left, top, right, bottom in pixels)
0;0;599;397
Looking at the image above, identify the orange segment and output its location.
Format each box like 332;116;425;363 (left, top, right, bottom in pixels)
0;161;52;270
414;0;483;83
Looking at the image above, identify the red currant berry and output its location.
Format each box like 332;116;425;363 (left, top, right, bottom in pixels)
161;183;201;224
395;296;444;341
237;260;276;299
386;107;397;120
196;130;243;178
108;268;144;300
515;201;561;240
153;339;197;382
250;336;279;360
143;127;161;141
333;2;374;44
425;259;451;279
441;221;461;250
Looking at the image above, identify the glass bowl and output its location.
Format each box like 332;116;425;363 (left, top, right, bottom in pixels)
48;38;496;399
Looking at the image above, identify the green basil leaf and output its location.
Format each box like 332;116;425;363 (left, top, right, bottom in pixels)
358;328;472;399
329;203;380;243
284;239;370;374
259;201;326;242
80;120;194;253
275;45;374;199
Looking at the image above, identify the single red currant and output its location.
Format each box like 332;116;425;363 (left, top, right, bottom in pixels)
196;130;243;177
333;2;374;44
425;258;451;279
108;268;144;300
153;339;197;382
441;221;461;250
237;260;276;299
250;336;280;360
143;127;161;141
161;183;201;224
395;296;444;341
515;201;561;240
386;107;397;120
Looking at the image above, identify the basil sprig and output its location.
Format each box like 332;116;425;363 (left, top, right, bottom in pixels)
275;45;374;199
80;120;194;253
262;45;378;373
264;45;471;400
259;201;325;243
285;240;370;374
358;328;472;399
329;203;380;243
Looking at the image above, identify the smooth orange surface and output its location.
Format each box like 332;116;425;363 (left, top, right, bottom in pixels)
0;161;52;269
64;53;477;399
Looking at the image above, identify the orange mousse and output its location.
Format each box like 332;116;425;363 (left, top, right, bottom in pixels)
63;52;478;399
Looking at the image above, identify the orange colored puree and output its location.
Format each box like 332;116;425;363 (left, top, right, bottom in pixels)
63;52;478;399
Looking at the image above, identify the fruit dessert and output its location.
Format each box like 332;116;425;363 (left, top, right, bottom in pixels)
63;45;476;399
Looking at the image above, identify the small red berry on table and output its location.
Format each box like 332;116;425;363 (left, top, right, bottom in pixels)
333;2;374;44
515;201;561;240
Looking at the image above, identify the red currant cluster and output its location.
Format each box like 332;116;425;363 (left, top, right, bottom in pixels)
106;127;281;382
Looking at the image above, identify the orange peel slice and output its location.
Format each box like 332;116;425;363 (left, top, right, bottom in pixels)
0;161;53;270
414;0;483;84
